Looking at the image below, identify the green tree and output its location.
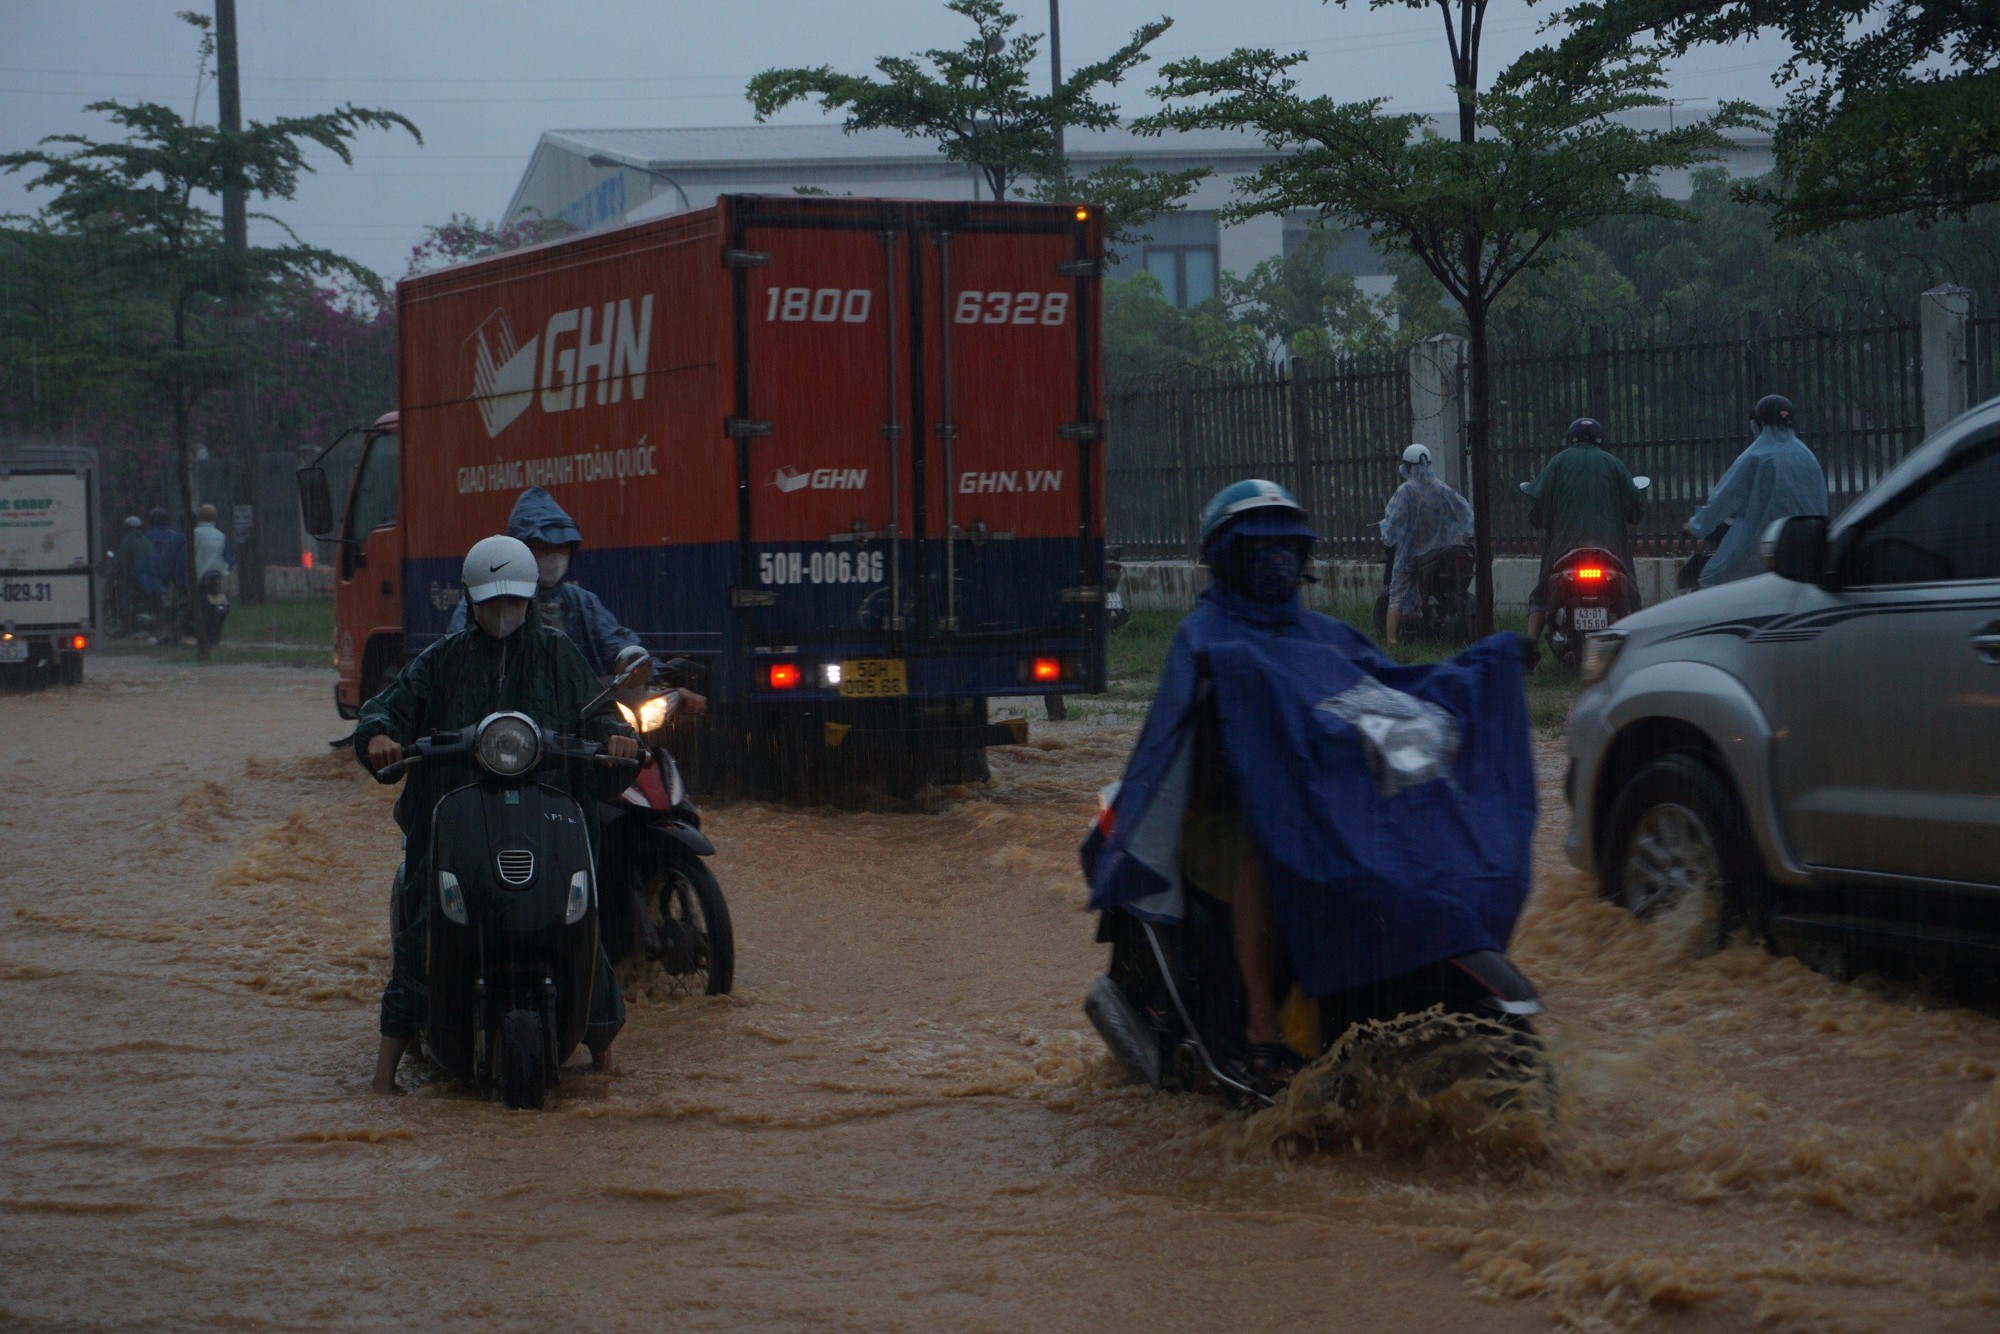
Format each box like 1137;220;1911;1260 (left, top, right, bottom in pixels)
747;0;1205;258
1103;270;1265;378
1223;224;1395;356
1553;0;2000;231
0;12;416;656
1142;0;1749;633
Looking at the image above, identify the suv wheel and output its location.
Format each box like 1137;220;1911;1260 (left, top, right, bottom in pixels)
1603;752;1759;955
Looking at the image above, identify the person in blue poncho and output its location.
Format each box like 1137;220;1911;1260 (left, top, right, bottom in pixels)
1685;395;1829;587
446;487;647;679
1082;480;1537;1088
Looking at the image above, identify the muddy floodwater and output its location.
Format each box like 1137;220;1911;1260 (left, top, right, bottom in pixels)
4;658;2000;1329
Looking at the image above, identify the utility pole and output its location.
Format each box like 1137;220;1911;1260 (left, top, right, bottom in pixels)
214;0;262;607
215;0;246;251
1049;0;1065;167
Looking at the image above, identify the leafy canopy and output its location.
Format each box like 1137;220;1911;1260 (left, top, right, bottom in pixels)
1141;14;1754;318
1551;0;2000;230
747;0;1205;256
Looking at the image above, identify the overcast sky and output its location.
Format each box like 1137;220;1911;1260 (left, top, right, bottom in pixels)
0;0;1790;280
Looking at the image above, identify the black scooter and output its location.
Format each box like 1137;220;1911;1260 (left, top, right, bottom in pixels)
377;665;642;1110
1086;904;1548;1110
1371;541;1475;646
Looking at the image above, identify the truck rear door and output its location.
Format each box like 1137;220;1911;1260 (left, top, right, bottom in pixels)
725;199;1103;697
917;215;1100;669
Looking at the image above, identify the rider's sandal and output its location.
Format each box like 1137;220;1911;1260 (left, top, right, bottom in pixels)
1244;1041;1308;1089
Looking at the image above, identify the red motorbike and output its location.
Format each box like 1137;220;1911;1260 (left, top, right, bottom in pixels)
596;653;735;995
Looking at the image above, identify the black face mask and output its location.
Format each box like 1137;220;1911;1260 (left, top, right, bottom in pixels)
1221;536;1308;604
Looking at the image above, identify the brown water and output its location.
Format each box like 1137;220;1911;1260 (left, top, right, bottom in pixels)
3;658;1999;1329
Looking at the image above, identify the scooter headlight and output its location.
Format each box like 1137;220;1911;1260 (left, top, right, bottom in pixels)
565;869;592;925
438;870;468;925
475;712;542;776
617;694;669;734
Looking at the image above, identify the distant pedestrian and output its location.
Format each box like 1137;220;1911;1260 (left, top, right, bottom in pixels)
1686;396;1828;588
113;516;152;635
193;504;234;643
141;507;188;640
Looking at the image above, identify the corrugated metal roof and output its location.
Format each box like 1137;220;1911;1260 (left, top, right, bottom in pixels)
541;122;1276;170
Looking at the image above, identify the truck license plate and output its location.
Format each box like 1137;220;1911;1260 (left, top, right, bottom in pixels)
0;638;25;663
839;658;907;698
1574;607;1610;632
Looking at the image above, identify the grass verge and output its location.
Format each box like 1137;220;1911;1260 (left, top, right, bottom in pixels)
98;596;334;670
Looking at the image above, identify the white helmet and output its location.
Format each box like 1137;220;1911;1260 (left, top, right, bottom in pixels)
462;535;539;604
1402;443;1432;467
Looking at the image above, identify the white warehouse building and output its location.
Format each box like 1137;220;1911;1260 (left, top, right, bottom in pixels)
503;117;1773;307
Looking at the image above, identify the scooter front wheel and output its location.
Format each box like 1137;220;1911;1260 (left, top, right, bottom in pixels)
497;1009;547;1110
641;853;735;996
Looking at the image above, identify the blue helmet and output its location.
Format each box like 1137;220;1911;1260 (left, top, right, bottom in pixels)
1198;479;1313;557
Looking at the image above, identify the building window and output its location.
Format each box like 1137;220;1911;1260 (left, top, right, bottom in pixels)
1143;245;1219;307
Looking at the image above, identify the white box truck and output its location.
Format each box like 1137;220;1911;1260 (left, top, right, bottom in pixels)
0;443;99;685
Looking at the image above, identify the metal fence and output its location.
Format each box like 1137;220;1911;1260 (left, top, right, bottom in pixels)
1972;314;2000;405
1486;320;1924;554
1107;317;1930;559
1103;351;1410;559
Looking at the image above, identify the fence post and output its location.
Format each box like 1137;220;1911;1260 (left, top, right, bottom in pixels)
1409;334;1467;487
1921;284;1972;436
1286;357;1315;521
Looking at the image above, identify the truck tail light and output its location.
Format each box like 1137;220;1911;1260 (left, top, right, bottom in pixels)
767;662;801;690
301;551;314;570
70;634;88;651
1031;657;1062;683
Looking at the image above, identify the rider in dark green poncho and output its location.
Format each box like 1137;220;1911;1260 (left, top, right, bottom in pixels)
355;534;637;1095
1523;417;1647;648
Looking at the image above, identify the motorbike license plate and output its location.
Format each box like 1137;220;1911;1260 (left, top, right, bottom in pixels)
839;658;907;698
0;638;26;663
1573;607;1611;632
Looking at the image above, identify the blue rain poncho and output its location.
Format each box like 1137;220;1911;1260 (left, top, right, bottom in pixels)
447;487;641;675
1687;427;1829;587
1080;578;1537;999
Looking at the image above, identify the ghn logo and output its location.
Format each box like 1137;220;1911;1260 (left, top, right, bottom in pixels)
771;467;869;493
467;296;655;440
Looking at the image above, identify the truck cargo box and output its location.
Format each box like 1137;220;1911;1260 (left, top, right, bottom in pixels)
326;196;1107;747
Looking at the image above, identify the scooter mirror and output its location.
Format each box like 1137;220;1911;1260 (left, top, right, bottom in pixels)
1633;475;1652;491
1518;481;1535;496
612;644;652;687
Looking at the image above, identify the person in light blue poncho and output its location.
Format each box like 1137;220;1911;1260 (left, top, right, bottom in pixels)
1687;395;1829;587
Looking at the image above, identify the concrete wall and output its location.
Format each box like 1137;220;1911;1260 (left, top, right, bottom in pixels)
1119;557;1686;617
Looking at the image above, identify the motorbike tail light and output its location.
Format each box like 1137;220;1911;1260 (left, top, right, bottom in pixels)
1574;566;1606;582
767;662;801;689
1032;657;1063;683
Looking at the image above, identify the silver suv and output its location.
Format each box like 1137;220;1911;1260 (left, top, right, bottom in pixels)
1565;397;2000;974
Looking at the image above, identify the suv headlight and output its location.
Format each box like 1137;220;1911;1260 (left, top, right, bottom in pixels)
1579;630;1629;686
475;711;542;776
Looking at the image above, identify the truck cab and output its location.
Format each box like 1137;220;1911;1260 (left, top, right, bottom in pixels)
300;411;401;717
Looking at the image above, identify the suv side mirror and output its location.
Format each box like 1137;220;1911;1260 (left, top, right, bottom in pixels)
1762;514;1829;584
297;467;334;538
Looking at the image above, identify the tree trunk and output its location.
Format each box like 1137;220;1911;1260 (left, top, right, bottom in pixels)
1464;293;1496;638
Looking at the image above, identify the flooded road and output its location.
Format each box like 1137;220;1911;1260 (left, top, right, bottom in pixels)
4;657;1999;1329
